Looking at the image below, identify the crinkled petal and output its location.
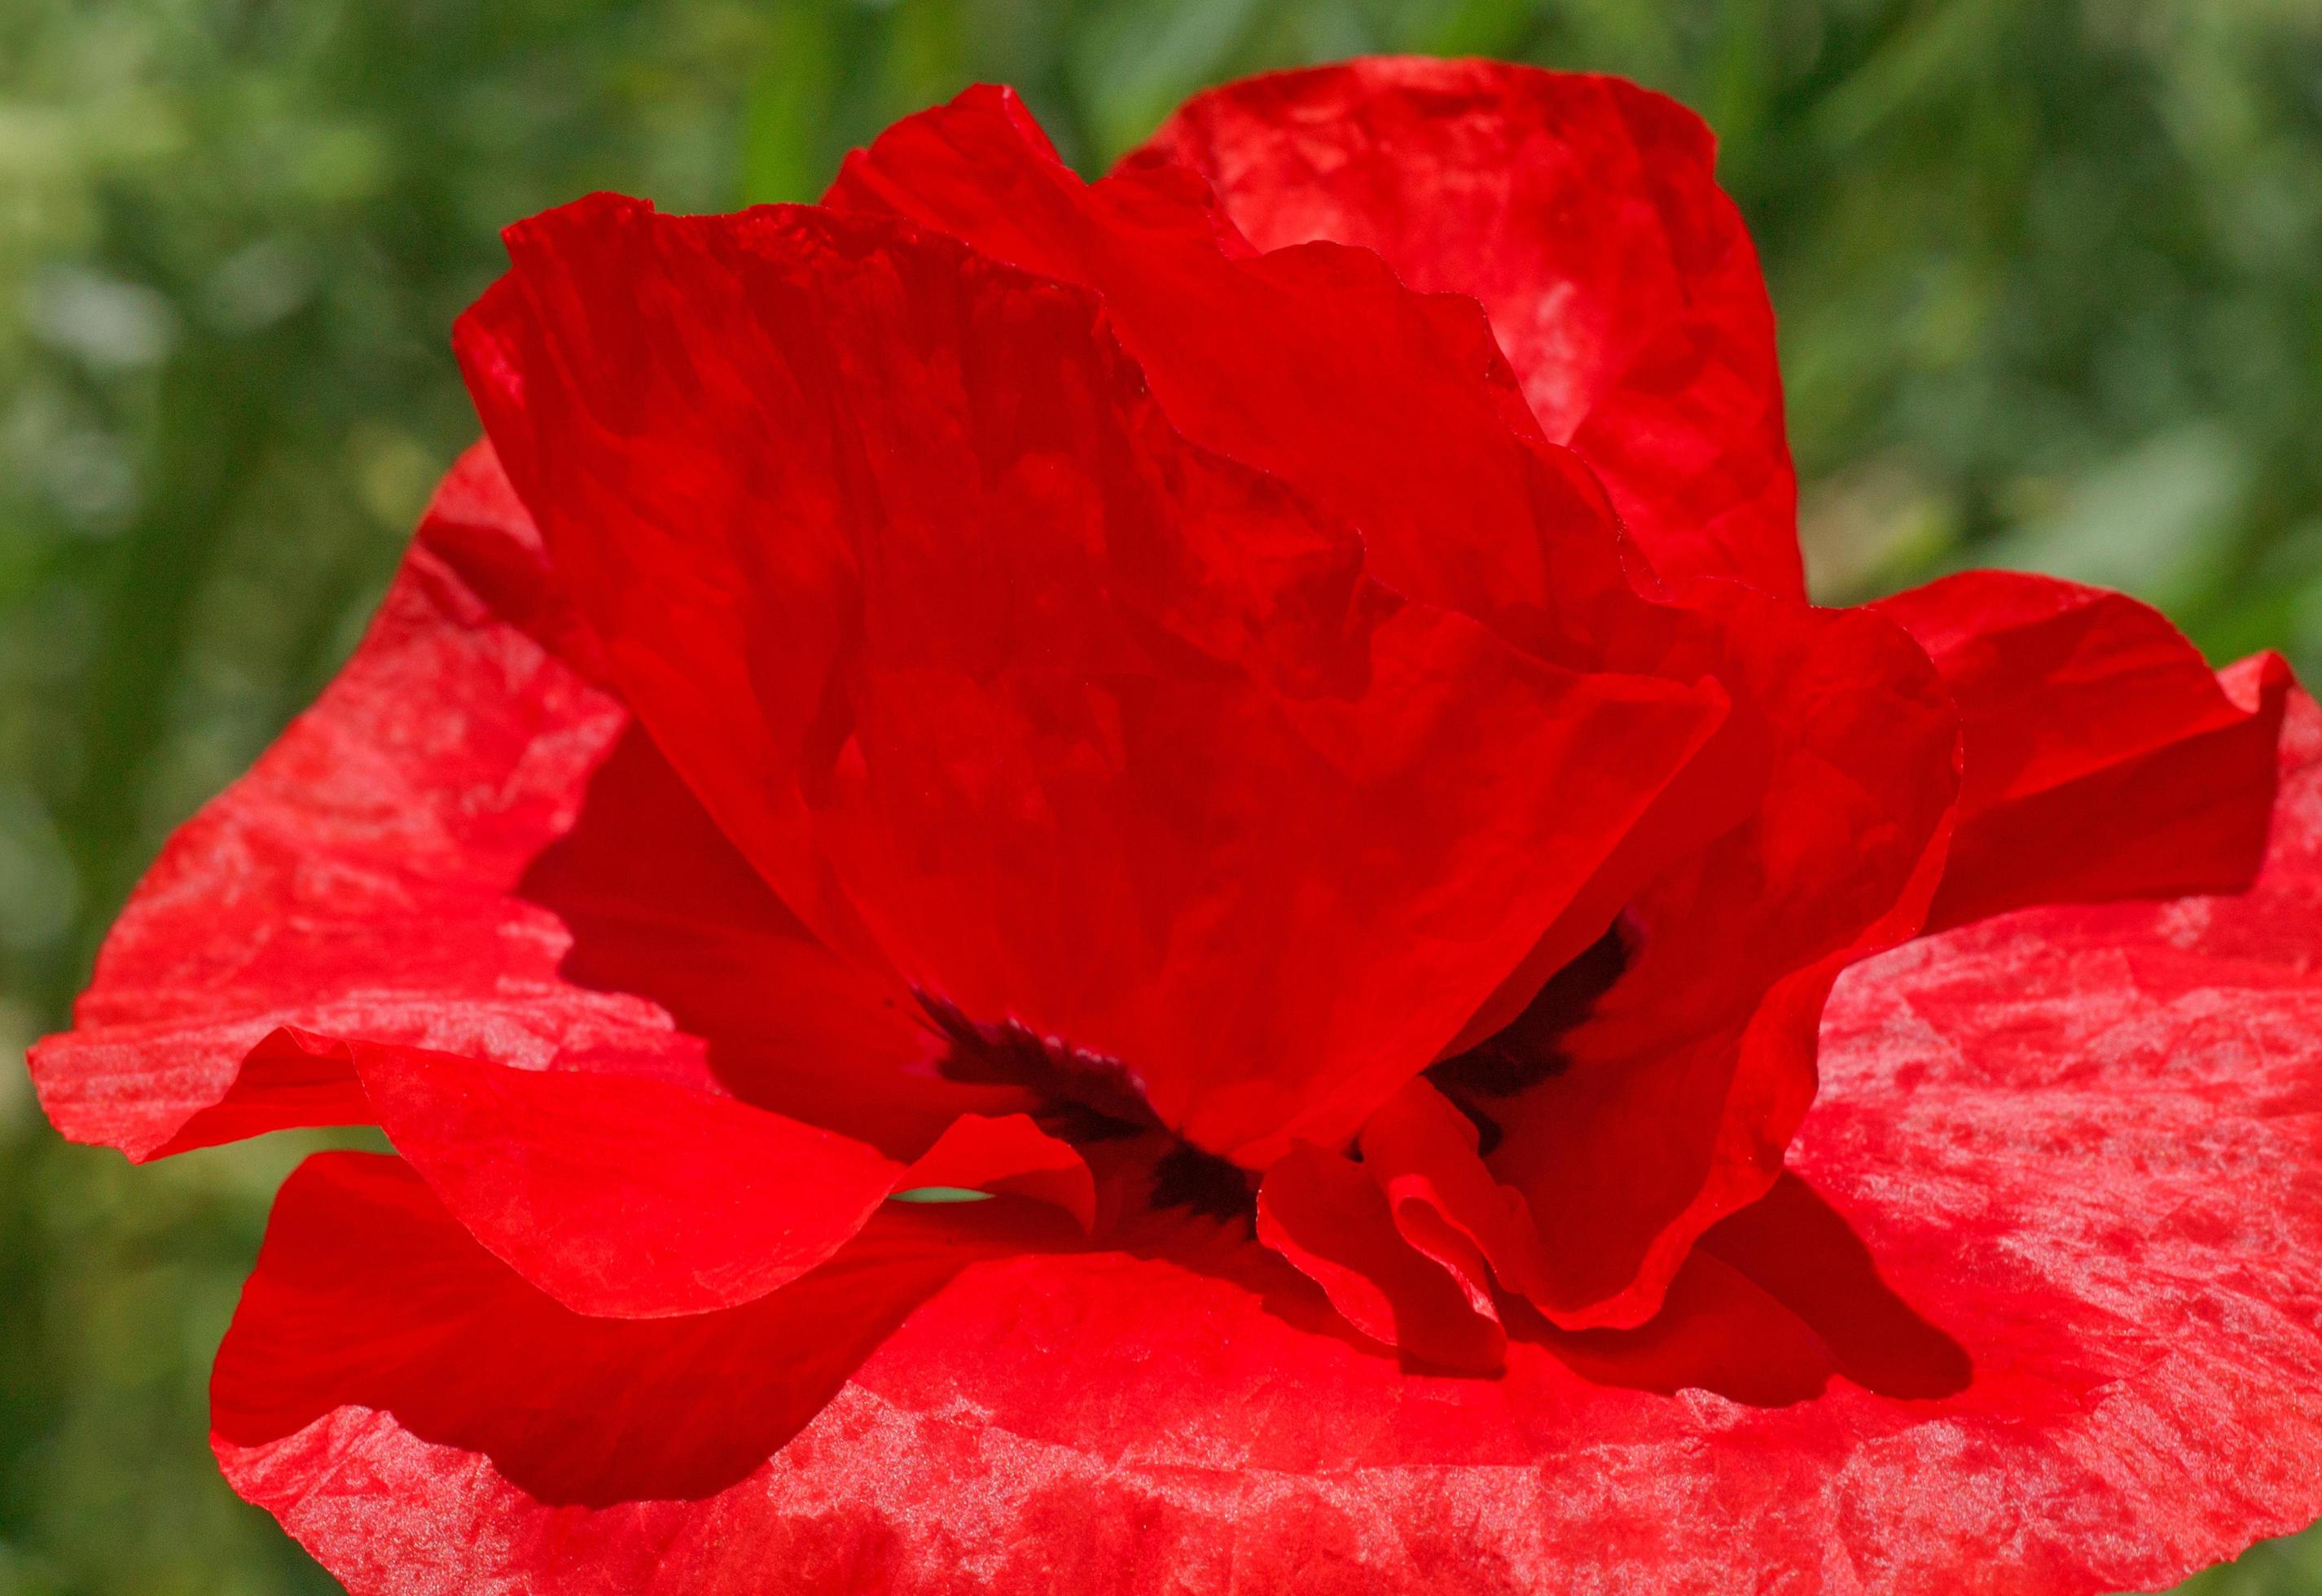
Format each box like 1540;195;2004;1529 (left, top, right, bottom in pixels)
212;1153;1084;1529
1309;582;1969;1340
27;444;1002;1164
1135;57;1803;598
1357;1076;1553;1310
1444;585;1959;1328
827;85;1661;669
349;1044;932;1318
1255;1141;1504;1372
456;195;1726;1162
362;1046;1090;1317
831;90;1810;1194
1877;569;2289;932
217;693;2322;1596
1441;578;2286;1331
173;1028;1090;1319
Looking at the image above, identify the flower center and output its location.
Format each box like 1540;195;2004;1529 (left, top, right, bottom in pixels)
922;993;1257;1220
915;917;1633;1216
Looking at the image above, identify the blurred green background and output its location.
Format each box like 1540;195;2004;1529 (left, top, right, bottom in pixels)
2;0;2319;1590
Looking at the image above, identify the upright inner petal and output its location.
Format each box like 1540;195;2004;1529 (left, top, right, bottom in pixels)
455;196;1727;1165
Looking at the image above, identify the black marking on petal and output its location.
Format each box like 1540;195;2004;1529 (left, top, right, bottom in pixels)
1149;1143;1257;1226
1429;914;1633;1100
922;993;1160;1138
1033;1098;1152;1145
1454;1098;1505;1158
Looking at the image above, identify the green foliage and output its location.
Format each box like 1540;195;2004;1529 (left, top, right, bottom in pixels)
1;2;2317;1589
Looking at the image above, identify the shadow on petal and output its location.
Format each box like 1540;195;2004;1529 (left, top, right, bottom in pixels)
218;1153;1965;1524
212;1152;1084;1508
512;726;1034;1157
1118;1146;1966;1401
1524;1172;1971;1405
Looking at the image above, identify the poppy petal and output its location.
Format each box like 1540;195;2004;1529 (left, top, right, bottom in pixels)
217;691;2322;1595
827;85;1657;669
1135;57;1804;598
1876;569;2290;932
456;195;1727;1162
351;1044;915;1317
1440;586;1958;1329
211;1153;1085;1549
141;1025;1096;1320
26;444;989;1164
1255;1141;1506;1372
1358;1076;1553;1309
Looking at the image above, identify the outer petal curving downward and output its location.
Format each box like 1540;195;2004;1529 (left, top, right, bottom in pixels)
29;442;994;1163
214;686;2322;1595
28;444;1092;1312
1135;56;1805;598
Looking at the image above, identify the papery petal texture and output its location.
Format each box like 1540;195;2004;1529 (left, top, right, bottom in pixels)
1438;585;1959;1329
28;445;1097;1306
29;444;994;1164
1136;55;1804;598
1877;569;2290;931
454;194;1727;1164
213;692;2322;1595
22;56;2322;1596
820;84;1971;1328
827;84;1656;669
351;1044;1092;1318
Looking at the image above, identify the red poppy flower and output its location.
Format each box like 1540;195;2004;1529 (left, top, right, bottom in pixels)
29;56;2322;1594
